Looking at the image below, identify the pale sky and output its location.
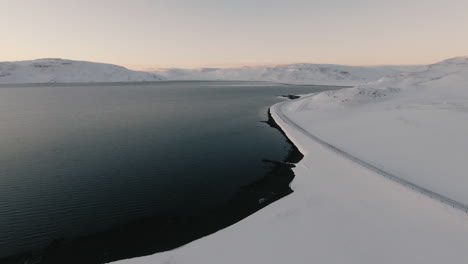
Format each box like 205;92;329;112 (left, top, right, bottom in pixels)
1;0;468;69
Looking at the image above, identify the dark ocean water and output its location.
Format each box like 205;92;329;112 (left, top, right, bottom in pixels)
0;81;341;263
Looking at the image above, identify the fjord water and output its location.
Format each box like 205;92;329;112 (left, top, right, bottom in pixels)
0;81;340;263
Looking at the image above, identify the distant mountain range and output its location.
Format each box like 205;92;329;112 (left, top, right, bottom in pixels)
0;58;426;85
151;64;426;86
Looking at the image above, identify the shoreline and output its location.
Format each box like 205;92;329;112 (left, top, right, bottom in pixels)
115;93;468;264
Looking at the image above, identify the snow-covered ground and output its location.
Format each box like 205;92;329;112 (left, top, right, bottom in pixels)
115;56;468;264
0;59;163;84
152;64;424;86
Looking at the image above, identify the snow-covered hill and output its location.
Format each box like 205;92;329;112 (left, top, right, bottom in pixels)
0;59;163;84
152;64;425;86
311;56;468;105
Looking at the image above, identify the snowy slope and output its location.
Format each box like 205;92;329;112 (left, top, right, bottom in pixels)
115;56;468;264
0;59;163;84
153;64;424;86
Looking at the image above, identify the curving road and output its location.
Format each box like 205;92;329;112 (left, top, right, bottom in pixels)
272;98;468;214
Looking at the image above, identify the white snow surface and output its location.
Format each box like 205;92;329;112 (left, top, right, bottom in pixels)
115;56;468;264
0;59;163;84
152;64;424;86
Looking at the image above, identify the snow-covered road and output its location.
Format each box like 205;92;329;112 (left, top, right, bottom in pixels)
273;97;468;213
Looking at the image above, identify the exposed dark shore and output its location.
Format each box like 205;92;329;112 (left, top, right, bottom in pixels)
280;94;301;100
2;105;303;264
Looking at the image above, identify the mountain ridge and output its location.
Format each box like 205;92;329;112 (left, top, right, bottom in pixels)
0;59;163;84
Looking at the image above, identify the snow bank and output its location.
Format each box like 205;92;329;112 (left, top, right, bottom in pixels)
114;56;468;264
152;64;424;86
0;59;163;84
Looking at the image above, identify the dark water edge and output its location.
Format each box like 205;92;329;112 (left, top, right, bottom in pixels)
1;105;303;264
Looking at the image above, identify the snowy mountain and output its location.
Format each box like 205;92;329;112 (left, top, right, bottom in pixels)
152;64;425;86
0;59;163;84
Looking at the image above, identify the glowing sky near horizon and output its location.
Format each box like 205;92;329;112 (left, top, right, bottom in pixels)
1;0;468;69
